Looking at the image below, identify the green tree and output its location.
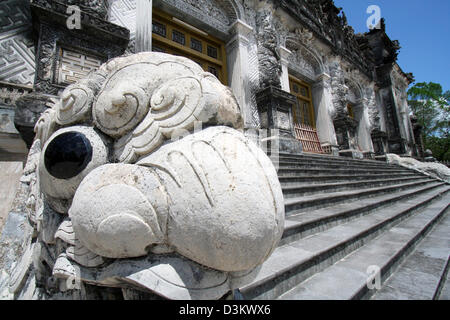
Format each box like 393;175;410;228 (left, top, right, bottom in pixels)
408;82;450;161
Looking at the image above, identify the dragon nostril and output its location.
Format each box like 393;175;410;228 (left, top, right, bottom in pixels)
44;131;93;179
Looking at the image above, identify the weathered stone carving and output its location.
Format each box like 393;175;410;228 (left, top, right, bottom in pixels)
256;9;282;89
386;153;450;183
31;0;129;95
287;46;320;81
183;0;230;25
279;0;374;78
329;59;348;118
365;87;380;131
1;52;284;300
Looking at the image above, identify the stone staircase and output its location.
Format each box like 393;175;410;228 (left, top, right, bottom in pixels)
239;152;450;300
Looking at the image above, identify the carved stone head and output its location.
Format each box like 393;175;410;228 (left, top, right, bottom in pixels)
10;53;284;299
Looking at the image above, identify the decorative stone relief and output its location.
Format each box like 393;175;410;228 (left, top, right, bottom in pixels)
109;0;136;52
0;0;35;85
56;49;103;85
1;52;284;300
56;0;110;20
183;0;230;25
255;9;282;89
0;82;33;108
247;33;262;127
157;0;240;36
329;59;348;118
31;0;129;95
287;46;319;81
365;87;380;131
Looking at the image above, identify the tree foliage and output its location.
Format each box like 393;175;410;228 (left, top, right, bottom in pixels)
407;82;450;161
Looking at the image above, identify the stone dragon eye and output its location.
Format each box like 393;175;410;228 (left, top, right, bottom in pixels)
39;126;110;209
44;131;93;179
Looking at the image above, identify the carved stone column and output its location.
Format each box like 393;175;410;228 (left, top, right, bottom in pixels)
278;46;291;93
312;73;339;155
135;0;152;52
226;19;254;128
355;98;375;158
256;86;302;154
376;67;406;155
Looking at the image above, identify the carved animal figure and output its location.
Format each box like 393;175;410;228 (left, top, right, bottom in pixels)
3;52;285;300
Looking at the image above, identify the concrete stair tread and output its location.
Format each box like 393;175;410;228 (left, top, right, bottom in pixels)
277;195;450;300
279;173;420;184
277;161;402;170
371;212;450;300
276;161;395;169
278;168;411;175
284;179;441;211
275;153;392;166
283;184;450;235
239;188;449;299
281;176;428;193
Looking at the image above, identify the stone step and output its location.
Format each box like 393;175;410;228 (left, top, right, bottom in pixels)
370;212;450;300
273;156;399;168
281;176;430;198
239;186;450;300
277;194;450;300
281;184;450;246
276;161;406;172
277;167;411;177
274;153;389;166
437;262;450;300
284;180;442;215
279;173;420;186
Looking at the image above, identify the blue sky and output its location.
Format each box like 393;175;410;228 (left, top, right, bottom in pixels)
334;0;450;93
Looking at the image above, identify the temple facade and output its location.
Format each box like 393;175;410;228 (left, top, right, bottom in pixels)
0;0;419;162
2;1;450;302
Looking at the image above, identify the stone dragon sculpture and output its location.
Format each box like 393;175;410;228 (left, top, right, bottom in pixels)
0;52;284;300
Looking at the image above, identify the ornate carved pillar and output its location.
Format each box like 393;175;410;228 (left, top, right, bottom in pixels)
226;19;254;128
312;73;339;155
135;0;152;52
278;46;291;93
355;98;375;159
371;85;388;157
376;66;405;155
